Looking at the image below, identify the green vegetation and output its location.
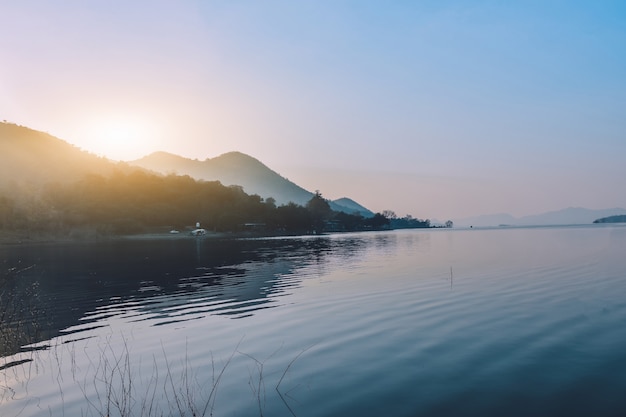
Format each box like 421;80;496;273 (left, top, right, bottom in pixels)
380;210;432;229
0;171;394;238
0;121;442;240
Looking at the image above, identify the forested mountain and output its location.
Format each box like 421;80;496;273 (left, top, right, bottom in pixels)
0;122;388;238
130;151;373;216
0;122;133;189
593;215;626;224
131;151;313;206
331;197;374;217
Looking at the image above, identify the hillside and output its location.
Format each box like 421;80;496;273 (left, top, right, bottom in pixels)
132;151;313;204
0;122;134;189
593;215;626;224
131;151;373;216
0;123;386;238
332;197;374;217
0;122;374;218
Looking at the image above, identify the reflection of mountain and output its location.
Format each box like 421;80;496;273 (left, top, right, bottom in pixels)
130;151;374;217
0;236;371;357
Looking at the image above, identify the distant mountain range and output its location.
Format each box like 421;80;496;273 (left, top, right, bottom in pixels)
455;207;626;227
130;151;374;217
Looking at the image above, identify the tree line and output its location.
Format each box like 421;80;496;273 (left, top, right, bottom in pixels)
0;170;440;237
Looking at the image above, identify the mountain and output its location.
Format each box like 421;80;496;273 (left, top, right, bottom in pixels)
517;207;626;226
0;122;373;218
594;215;626;224
0;122;132;188
331;197;374;218
130;151;374;216
131;151;312;205
455;207;626;227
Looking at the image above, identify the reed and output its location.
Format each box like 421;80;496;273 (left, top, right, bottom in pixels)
1;334;311;417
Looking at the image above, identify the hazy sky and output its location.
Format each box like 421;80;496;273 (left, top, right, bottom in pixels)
2;1;625;220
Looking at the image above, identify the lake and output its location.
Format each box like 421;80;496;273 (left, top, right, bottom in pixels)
1;225;626;416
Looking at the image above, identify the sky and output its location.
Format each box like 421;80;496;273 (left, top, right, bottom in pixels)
1;1;625;220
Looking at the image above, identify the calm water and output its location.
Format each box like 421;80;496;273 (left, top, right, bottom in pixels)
1;225;626;416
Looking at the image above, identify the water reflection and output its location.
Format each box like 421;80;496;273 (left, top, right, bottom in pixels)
3;227;625;417
0;234;375;357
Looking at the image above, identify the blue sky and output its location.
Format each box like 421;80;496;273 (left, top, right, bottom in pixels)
1;1;625;219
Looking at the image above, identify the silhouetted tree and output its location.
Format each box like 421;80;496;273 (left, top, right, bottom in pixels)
2;168;438;238
276;202;312;233
306;191;332;233
390;214;430;229
365;213;390;230
264;197;276;210
334;211;364;231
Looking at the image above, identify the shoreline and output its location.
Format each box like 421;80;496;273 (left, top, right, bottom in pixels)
0;228;323;247
0;229;233;247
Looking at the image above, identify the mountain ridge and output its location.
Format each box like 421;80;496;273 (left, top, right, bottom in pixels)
455;207;626;227
0;122;136;188
0;122;374;218
130;151;374;217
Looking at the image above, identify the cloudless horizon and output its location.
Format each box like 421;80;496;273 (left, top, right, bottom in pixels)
2;1;625;220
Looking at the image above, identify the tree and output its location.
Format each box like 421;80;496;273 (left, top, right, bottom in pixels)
264;197;276;210
445;220;454;228
306;191;331;216
276;202;312;233
365;213;390;230
334;211;363;232
306;191;332;233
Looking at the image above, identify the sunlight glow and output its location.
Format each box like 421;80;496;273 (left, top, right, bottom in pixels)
83;118;156;161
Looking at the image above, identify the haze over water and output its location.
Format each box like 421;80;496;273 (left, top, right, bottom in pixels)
2;225;626;416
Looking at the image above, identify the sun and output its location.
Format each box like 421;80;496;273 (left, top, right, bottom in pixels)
85;118;156;161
